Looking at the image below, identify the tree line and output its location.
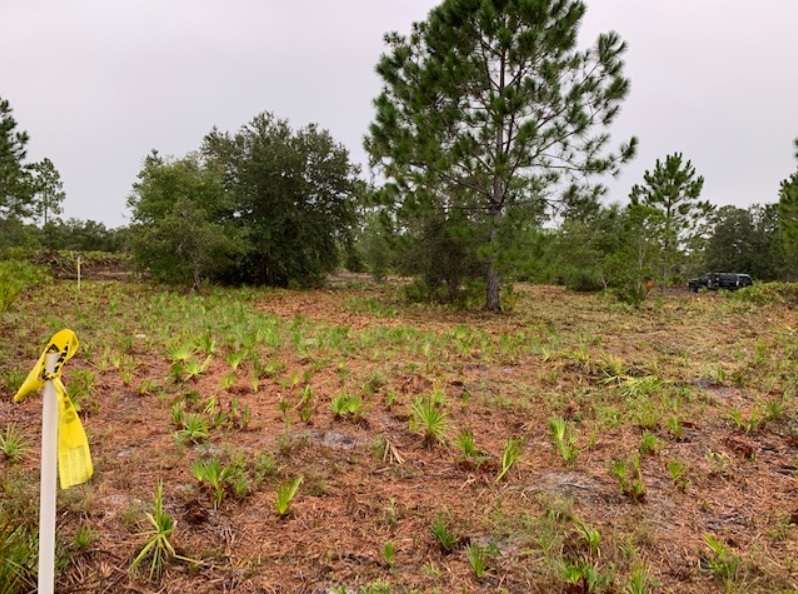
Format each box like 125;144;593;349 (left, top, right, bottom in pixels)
0;98;125;252
2;0;798;309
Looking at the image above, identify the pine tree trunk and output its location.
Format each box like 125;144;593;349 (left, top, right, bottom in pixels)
485;204;502;312
485;51;507;314
485;259;501;312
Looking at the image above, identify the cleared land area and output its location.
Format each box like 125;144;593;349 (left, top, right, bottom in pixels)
1;280;797;593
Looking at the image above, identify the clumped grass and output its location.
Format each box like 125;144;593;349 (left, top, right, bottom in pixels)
67;369;96;412
0;510;37;593
0;425;29;464
727;406;765;434
71;524;97;551
466;542;493;579
0;369;26;394
254;450;278;485
664;416;683;440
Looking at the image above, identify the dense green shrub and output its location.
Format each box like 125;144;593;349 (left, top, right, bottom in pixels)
128;114;361;289
561;266;605;292
729;282;798;308
0;258;48;314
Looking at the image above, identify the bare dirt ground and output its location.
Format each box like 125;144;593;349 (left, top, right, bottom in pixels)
1;279;798;594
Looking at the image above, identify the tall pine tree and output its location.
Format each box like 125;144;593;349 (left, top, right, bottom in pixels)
778;139;798;279
366;0;636;311
629;153;712;287
0;97;33;220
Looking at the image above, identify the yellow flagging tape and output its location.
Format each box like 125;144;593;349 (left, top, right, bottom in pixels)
14;329;93;489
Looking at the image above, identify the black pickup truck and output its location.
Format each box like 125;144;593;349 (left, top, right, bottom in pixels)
688;273;753;292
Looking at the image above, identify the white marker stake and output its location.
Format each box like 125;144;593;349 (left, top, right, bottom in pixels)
38;352;58;594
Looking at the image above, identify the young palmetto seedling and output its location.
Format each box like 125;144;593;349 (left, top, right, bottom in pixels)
410;395;449;446
574;518;601;557
494;437;523;484
610;455;646;502
549;417;578;463
168;361;187;384
174;414;209;445
382;541;396;567
183;355;213;382
191;459;232;508
166;343;194;364
624;561;655;594
336;360;350;382
430;512;459;553
297;385;315;423
638;431;661;457
330;394;350;418
249;371;260;394
275;475;303;516
170;401;186;428
120;369;134;387
666;459;690;490
225;350;246;372
345;394;363;417
665;416;683;440
702;534;742;589
558;558;605;594
196;334;217;355
0;424;30;463
453;429;489;466
219;372;237;391
130;480;177;581
330;393;364;420
454;429;479;458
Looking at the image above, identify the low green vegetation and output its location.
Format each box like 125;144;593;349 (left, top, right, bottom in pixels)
1;275;798;592
275;475;303;517
130;481;177;581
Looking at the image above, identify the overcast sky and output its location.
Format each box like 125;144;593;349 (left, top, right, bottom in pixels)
2;0;797;228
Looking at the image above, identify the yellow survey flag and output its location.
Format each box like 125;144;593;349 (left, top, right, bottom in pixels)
14;329;94;489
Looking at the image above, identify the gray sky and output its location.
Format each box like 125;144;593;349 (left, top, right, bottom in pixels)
2;0;797;228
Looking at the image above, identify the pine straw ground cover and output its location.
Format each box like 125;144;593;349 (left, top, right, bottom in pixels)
1;279;798;594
